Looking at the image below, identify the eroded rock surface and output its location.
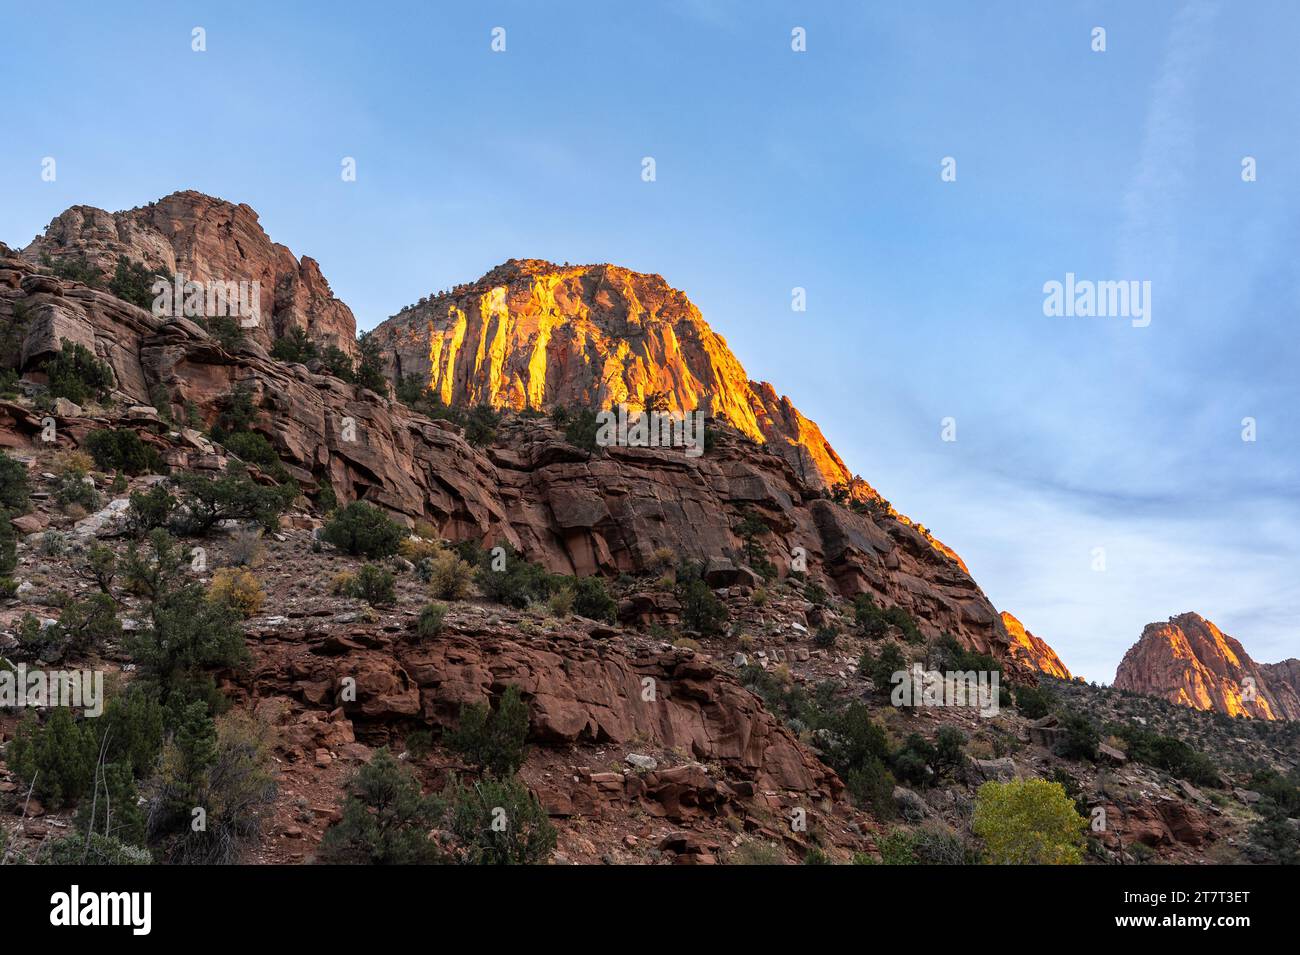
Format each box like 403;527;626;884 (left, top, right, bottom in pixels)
1114;612;1300;720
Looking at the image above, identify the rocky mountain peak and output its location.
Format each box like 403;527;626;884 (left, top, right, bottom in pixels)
18;190;357;357
371;257;856;494
1113;612;1300;720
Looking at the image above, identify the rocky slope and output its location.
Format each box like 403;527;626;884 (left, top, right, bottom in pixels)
5;200;1292;866
1000;611;1071;680
0;229;1033;666
18;191;357;357
369;258;981;573
1114;612;1300;720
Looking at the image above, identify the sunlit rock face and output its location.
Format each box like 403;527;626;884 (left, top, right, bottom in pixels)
369;259;854;492
1000;611;1072;680
1114;612;1300;720
19;191;358;357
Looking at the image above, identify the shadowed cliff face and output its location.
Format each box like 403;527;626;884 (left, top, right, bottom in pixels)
1000;611;1072;680
369;259;854;492
18;191;357;357
1114;612;1300;720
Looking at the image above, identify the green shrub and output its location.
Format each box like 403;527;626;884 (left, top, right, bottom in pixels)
99;686;164;778
474;546;555;609
51;592;122;659
871;825;974;865
270;326;318;364
353;331;388;395
109;256;167;310
972;779;1088;865
0;512;17;577
395;375;462;422
123;530;250;709
317;748;439;864
39;832;151;865
734;507;776;579
1055;711;1100;762
862;642;906;696
54;471;100;512
127;484;176;536
547;584;575;616
813;625;839;649
873;828;919;865
321;501;407;558
83;428;163;476
1248;770;1300;815
169;465;295;535
210;385;257;442
892;728;966;788
1108;723;1220;786
416;602;447;638
426;547;475;600
854;594;922;642
221;431;282;474
43;339;113;404
350;563;396;606
1247;804;1300;864
1014;684;1053;720
570;576;617;623
75;761;146;846
6;708;99;809
146;707;277;864
822;701;891;776
676;562;727;634
445;685;530;777
444;774;556;865
562;407;601;453
464;404;501;447
198;315;245;351
46;253;104;287
319;345;356;382
0;450;31;512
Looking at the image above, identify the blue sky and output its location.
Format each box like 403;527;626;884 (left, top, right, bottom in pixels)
2;1;1297;680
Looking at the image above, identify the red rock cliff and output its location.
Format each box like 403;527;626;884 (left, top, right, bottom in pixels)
369;259;853;491
19;190;357;357
1113;612;1300;720
1000;611;1072;680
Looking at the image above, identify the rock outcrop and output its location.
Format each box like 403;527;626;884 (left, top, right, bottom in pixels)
18;191;357;356
369;258;854;491
242;620;840;799
1000;611;1072;679
1114;612;1300;720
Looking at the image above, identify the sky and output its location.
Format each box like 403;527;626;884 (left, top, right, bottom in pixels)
1;0;1297;680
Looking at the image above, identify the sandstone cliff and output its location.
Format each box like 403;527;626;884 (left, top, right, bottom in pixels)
1000;611;1072;680
1113;612;1300;720
19;191;357;357
369;259;853;491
